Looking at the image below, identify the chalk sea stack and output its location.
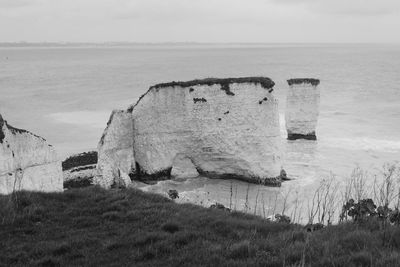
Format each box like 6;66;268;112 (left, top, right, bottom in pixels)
96;77;283;187
0;114;62;194
285;78;321;140
95;110;135;189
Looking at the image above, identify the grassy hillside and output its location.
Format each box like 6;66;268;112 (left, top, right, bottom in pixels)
1;187;400;266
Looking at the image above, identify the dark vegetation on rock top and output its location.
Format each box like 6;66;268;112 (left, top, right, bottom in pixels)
2;187;400;266
150;77;275;90
62;151;98;171
287;78;320;86
0;114;45;144
127;77;275;112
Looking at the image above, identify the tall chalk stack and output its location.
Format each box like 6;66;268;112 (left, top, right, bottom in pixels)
285;78;320;140
96;77;284;186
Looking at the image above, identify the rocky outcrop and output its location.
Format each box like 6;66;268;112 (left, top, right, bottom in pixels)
97;77;283;186
0;114;62;194
170;154;199;179
285;78;320;140
95;110;135;189
62;151;97;189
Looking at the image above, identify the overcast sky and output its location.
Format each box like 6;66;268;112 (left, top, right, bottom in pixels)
1;0;400;43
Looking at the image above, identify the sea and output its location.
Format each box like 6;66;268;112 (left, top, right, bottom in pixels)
1;43;400;222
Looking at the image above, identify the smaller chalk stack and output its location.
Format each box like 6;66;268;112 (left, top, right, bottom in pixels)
285;78;320;140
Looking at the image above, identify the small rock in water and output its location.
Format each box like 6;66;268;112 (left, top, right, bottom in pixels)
168;189;179;200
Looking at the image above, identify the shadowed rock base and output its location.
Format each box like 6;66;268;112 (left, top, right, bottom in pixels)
132;165;287;187
133;162;172;184
287;133;317;141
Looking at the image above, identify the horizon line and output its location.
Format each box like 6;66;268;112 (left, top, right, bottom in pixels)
0;41;399;47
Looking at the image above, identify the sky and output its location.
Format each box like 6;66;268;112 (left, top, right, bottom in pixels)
1;0;400;43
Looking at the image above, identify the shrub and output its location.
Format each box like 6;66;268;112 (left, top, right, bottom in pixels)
389;209;400;225
167;190;179;200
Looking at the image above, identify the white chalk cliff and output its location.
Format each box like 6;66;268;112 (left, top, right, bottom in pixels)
285;79;320;140
97;77;283;186
95;110;135;188
0;114;63;194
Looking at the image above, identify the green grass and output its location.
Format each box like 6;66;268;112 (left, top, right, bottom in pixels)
1;187;400;266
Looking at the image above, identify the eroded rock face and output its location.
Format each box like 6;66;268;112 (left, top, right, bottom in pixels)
97;77;283;185
170;154;199;179
0;114;62;194
285;78;320;140
62;151;98;189
95;110;135;188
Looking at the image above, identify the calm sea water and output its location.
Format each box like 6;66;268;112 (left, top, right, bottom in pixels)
1;44;400;221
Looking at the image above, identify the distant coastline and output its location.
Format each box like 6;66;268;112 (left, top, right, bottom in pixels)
0;42;395;49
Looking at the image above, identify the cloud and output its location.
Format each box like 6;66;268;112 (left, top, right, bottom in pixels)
0;0;399;42
0;0;35;8
272;0;400;16
113;0;296;23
